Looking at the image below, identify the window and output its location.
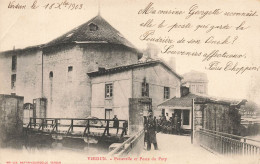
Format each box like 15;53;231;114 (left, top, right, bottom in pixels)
105;109;112;119
162;109;165;116
191;85;195;93
164;87;170;99
142;79;149;97
12;55;17;71
89;23;98;31
183;110;190;125
68;66;73;82
49;71;53;78
11;74;16;89
199;85;204;94
68;66;73;72
196;85;200;93
105;83;113;98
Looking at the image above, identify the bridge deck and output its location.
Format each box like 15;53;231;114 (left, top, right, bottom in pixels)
140;133;253;164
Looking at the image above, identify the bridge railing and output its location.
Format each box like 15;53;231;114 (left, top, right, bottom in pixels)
108;128;144;156
196;128;260;156
26;117;128;137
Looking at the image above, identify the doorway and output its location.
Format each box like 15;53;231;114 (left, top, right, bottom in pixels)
105;109;112;119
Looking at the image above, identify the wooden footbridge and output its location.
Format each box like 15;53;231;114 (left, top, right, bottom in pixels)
24;117;129;143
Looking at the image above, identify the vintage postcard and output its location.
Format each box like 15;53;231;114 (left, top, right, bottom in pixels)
0;0;259;164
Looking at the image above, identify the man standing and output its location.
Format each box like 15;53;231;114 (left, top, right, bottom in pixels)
145;110;158;150
113;115;119;135
176;116;182;135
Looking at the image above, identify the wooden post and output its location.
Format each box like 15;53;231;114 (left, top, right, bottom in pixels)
191;99;194;144
34;118;36;128
29;117;32;129
55;119;58;131
87;120;90;134
42;118;44;130
107;120;110;135
71;119;74;132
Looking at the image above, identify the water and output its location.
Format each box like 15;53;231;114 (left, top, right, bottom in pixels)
0;133;112;164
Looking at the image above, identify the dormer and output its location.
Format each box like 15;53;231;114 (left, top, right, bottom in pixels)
89;23;98;31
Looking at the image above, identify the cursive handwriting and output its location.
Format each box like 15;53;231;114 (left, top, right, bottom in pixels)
7;0;84;10
206;61;260;74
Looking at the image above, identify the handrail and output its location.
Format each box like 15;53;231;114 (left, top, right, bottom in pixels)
108;128;144;156
26;117;128;138
200;128;260;143
29;117;126;121
197;128;260;156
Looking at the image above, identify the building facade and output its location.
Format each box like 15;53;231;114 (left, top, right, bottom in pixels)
0;15;181;121
182;70;208;95
88;60;181;120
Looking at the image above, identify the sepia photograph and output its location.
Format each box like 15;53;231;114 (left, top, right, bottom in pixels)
0;0;259;163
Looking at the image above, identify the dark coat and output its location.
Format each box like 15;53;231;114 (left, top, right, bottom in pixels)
145;116;157;143
113;117;119;128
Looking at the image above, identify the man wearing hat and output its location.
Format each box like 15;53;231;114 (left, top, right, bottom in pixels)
145;110;158;150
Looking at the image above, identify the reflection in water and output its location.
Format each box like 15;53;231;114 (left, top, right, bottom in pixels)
1;133;111;156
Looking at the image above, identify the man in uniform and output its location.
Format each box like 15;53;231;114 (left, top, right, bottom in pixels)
145;110;158;150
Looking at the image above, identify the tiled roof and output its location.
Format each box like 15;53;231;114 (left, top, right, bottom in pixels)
87;60;182;79
158;93;246;107
44;15;140;54
158;93;203;108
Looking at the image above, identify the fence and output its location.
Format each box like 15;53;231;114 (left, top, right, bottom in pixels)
196;128;260;156
108;129;144;156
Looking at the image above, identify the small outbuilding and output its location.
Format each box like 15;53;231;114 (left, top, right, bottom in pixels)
158;89;247;135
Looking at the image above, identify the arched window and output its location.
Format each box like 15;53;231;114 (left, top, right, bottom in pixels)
49;71;53;78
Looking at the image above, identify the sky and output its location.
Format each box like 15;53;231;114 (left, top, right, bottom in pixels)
0;0;259;104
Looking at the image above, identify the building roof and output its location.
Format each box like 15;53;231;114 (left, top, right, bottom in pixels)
44;15;140;53
0;44;43;55
1;15;141;58
87;60;182;79
158;93;247;108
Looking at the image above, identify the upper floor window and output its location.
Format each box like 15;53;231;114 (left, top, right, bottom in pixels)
49;71;53;79
11;74;16;89
68;66;73;72
142;78;149;97
164;87;170;99
199;85;204;94
12;55;17;71
105;83;113;98
68;66;73;82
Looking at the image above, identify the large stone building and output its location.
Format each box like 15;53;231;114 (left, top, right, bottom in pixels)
182;70;208;95
0;15;181;120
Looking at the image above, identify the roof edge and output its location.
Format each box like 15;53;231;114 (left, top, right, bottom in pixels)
0;44;43;55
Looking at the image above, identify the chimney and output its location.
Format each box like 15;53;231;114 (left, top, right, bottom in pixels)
98;67;106;72
181;86;189;97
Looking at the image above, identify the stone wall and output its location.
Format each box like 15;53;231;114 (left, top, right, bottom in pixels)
0;94;24;145
0;49;42;104
194;101;241;135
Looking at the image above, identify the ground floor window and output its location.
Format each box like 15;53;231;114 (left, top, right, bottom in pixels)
162;109;165;116
105;109;112;119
